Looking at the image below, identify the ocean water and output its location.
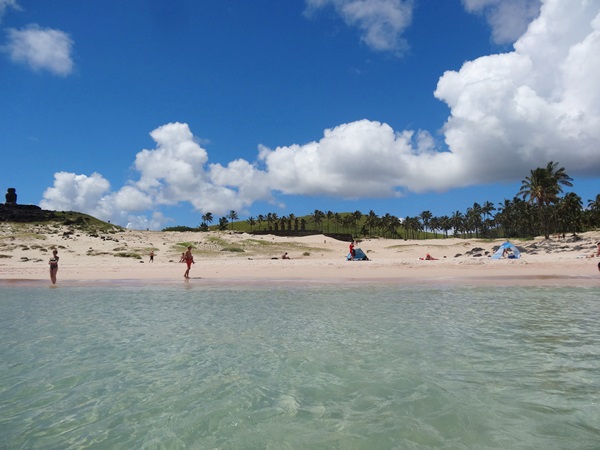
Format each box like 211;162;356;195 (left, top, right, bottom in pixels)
1;283;599;449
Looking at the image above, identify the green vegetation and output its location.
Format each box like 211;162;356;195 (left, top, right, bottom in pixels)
53;211;124;234
181;161;598;241
114;252;142;259
0;228;47;241
86;249;113;256
163;226;198;232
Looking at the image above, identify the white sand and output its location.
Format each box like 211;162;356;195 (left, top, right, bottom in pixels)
1;223;599;286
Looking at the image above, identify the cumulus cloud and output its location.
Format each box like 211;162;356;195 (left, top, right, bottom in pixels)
304;0;413;53
462;0;542;44
40;172;112;217
435;0;600;178
40;123;273;228
3;24;74;75
258;120;439;196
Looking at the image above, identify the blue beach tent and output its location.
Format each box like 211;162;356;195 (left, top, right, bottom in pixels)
347;248;369;261
492;241;521;259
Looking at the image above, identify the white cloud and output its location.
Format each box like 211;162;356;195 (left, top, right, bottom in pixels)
4;24;74;75
258;120;440;196
462;0;542;44
435;0;600;178
40;172;112;216
305;0;413;53
0;0;19;22
40;123;271;228
126;211;171;231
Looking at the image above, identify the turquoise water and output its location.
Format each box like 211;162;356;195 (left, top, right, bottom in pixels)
1;284;599;449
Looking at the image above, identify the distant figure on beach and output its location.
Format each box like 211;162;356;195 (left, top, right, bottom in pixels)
282;252;290;259
48;249;59;284
349;241;355;258
420;253;438;260
149;250;154;263
598;261;600;273
184;246;194;278
587;242;600;258
179;252;185;263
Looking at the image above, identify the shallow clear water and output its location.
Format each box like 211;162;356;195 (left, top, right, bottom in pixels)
1;284;599;449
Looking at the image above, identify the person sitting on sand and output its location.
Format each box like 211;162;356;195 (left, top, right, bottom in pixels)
282;252;291;259
48;249;59;285
587;242;600;258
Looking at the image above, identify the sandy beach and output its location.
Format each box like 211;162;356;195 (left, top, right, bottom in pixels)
1;223;599;287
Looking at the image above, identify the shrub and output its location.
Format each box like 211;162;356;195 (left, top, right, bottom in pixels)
114;252;142;259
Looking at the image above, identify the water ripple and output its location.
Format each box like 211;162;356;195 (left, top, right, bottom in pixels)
1;285;599;448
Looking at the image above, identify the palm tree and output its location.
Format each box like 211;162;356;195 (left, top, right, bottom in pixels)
439;215;451;238
352;211;363;230
257;214;265;231
227;210;239;230
246;216;256;232
403;216;421;239
557;192;583;235
365;210;379;237
266;212;279;231
201;212;213;228
419;210;432;235
385;214;401;238
218;216;229;230
333;213;342;233
429;216;440;238
518;161;573;238
326;211;334;233
312;210;325;231
465;203;483;238
271;212;279;231
451;211;464;238
588;194;600;228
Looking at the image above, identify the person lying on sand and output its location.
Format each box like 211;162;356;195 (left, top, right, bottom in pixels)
420;253;438;260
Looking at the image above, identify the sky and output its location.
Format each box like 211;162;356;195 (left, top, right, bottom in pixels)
1;0;599;230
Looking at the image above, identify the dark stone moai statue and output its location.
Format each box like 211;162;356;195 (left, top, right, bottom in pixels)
5;188;17;205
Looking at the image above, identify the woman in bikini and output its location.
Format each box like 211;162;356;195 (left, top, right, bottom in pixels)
48;249;59;285
184;246;194;279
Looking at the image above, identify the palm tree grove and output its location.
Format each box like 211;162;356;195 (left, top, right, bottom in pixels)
164;162;600;240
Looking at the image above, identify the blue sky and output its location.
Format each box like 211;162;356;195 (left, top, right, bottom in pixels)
1;0;599;229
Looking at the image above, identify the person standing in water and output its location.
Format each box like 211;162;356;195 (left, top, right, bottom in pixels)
48;249;59;285
184;246;194;279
